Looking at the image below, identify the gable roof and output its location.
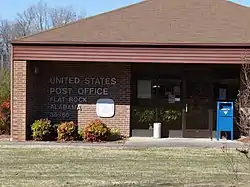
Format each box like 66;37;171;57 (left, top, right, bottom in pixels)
12;0;250;44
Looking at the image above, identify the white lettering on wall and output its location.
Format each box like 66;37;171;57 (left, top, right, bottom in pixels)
49;88;73;95
49;77;80;84
48;76;117;119
83;77;117;85
68;97;87;103
77;87;108;96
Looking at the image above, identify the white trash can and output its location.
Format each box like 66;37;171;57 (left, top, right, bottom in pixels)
153;123;161;139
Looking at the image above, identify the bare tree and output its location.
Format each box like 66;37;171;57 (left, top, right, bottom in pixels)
235;58;250;138
31;0;50;31
221;57;250;186
14;8;36;37
49;5;82;27
0;20;15;69
221;65;250;186
15;0;84;37
0;20;13;52
0;0;85;68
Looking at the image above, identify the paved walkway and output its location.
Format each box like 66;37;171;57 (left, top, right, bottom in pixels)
0;137;248;148
125;137;247;148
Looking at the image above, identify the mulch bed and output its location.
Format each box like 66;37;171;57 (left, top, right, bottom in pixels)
0;135;127;143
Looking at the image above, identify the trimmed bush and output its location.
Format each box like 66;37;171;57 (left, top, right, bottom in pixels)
0;97;10;135
57;121;78;141
107;127;122;141
83;119;110;142
31;119;56;141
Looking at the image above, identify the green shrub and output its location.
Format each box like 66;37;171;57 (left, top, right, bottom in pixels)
83;119;110;142
0;69;10;103
31;119;56;141
78;129;84;141
107;127;122;141
57;121;78;141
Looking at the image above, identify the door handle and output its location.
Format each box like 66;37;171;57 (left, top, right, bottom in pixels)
185;104;188;113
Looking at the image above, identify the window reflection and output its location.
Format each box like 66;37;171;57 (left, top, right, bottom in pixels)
152;79;181;103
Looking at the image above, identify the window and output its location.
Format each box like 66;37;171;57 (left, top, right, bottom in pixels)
152;79;181;103
137;80;152;99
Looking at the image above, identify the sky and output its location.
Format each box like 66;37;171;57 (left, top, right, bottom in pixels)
0;0;249;20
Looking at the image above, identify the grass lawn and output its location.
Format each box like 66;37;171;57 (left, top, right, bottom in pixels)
0;146;249;187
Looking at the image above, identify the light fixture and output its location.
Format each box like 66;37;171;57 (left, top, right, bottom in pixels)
34;66;39;74
153;85;160;88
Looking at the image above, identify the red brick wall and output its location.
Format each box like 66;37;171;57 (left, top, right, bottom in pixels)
12;61;131;141
11;60;27;141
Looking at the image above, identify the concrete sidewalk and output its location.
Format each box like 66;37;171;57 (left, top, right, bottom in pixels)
0;137;247;149
125;137;247;148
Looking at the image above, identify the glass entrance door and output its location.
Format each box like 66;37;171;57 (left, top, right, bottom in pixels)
183;71;213;138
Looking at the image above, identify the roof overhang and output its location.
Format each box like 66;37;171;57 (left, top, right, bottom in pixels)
11;40;250;48
12;41;250;64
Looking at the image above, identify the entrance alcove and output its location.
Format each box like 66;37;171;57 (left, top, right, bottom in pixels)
131;63;240;138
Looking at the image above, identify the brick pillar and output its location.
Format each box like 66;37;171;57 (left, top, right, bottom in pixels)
11;60;27;141
120;63;131;137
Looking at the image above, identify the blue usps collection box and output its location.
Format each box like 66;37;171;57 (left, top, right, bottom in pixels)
216;102;234;140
